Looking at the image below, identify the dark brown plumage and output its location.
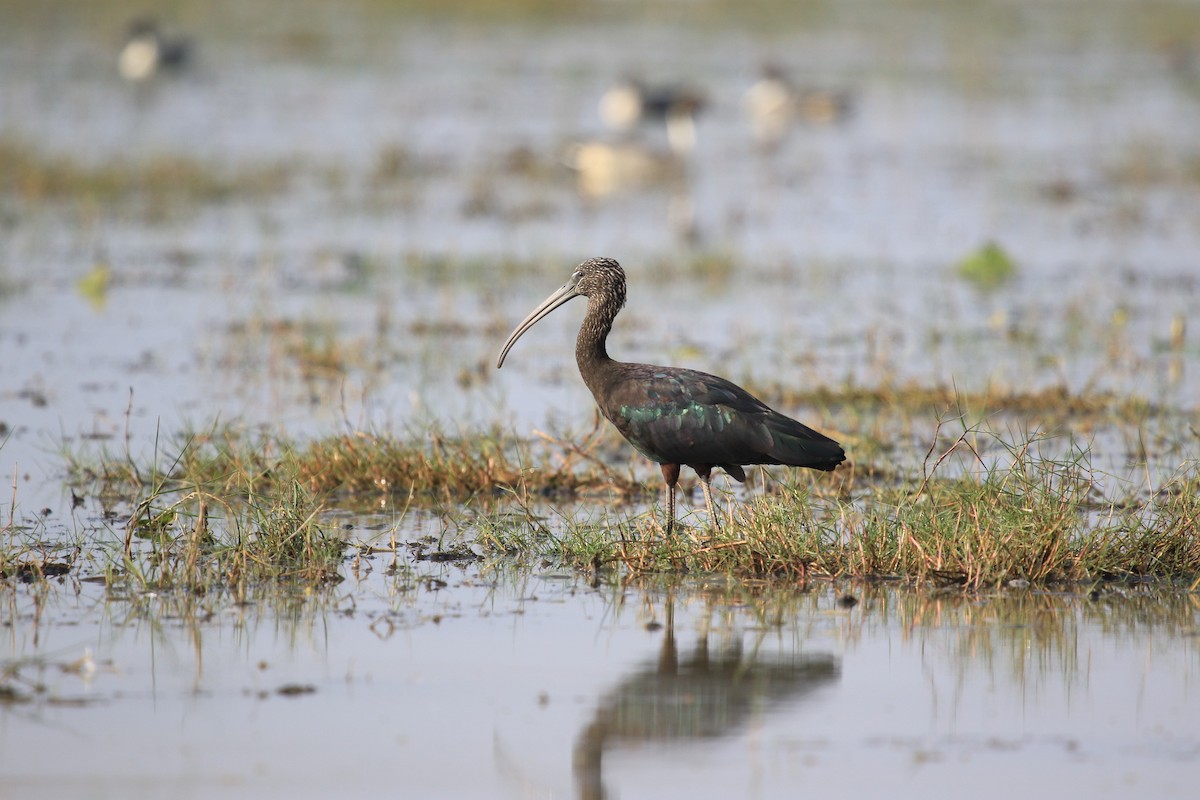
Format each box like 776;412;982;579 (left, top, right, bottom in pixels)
497;257;844;533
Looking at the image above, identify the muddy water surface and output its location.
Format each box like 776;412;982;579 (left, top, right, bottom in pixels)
5;567;1199;799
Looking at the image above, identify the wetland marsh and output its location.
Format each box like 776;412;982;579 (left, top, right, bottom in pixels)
2;0;1200;797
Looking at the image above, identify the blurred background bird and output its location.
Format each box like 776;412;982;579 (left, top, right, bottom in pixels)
118;17;192;83
743;62;853;148
599;76;709;156
563;140;684;198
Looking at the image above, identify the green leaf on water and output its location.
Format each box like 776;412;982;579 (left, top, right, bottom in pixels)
76;262;113;310
957;241;1017;289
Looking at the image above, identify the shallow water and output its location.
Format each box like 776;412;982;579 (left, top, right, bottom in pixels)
4;565;1199;799
2;0;1200;796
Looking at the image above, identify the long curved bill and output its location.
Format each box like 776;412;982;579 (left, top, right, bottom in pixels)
496;278;581;368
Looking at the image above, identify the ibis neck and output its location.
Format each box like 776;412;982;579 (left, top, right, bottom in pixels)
575;295;618;383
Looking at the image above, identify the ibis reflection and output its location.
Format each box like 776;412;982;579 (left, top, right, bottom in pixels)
573;602;840;800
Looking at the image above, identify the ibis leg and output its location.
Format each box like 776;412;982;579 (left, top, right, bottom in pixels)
660;463;680;535
697;467;721;531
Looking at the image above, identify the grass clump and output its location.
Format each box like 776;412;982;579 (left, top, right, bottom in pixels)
117;475;343;591
289;427;635;499
60;421;643;591
1087;468;1200;582
473;426;1200;591
841;445;1094;588
70;422;642;507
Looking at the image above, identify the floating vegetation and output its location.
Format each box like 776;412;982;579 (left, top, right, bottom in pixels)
956;240;1018;289
75;262;113;311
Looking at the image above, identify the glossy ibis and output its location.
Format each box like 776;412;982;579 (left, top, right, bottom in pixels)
496;257;845;534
